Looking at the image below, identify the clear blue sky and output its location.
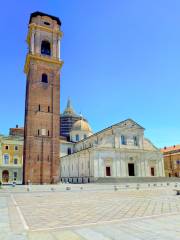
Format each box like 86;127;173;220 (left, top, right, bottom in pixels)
0;0;180;147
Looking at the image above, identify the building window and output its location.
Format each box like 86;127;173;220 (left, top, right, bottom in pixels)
3;154;9;164
67;148;71;155
76;134;79;141
14;146;18;151
13;172;17;180
48;106;50;112
5;145;9;150
38;104;41;111
14;158;18;165
38;129;40;136
41;40;51;56
84;134;87;139
133;136;139;146
121;135;127;145
48;130;50;136
42;73;48;83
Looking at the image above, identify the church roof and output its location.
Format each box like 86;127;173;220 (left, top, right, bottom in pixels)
29;11;61;25
75;118;144;144
161;145;180;154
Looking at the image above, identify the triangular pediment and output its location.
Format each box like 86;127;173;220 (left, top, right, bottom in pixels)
112;119;145;130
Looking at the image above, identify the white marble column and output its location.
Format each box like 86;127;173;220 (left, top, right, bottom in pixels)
57;38;60;59
30;30;35;53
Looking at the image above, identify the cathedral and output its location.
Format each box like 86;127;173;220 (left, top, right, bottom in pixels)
21;12;164;184
60;102;165;183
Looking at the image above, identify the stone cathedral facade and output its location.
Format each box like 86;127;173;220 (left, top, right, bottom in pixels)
23;12;63;184
61;119;165;183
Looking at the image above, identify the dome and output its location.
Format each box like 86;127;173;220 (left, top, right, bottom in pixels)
72;119;92;132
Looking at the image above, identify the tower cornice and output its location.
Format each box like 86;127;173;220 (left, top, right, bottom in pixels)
24;53;64;74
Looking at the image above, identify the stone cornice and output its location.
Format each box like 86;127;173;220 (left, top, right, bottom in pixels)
24;54;64;74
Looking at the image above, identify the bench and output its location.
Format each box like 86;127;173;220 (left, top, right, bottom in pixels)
174;189;180;195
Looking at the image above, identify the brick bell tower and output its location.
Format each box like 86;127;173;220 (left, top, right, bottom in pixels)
23;12;63;184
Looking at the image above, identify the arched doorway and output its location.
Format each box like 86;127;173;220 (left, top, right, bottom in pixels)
2;170;9;183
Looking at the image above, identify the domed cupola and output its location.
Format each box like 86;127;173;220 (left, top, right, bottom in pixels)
70;118;93;142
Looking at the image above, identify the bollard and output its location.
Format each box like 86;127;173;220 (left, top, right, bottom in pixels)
66;186;71;191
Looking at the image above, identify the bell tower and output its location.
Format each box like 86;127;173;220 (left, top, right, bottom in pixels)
23;12;63;184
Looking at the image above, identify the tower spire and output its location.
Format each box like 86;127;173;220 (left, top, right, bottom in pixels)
67;97;72;108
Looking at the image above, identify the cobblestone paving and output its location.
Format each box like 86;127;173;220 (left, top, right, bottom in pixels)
13;189;180;230
1;184;180;239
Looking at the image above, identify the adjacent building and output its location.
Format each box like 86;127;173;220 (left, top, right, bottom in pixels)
0;132;23;184
61;118;165;183
161;145;180;177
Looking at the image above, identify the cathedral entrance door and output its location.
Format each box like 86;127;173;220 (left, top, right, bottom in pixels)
151;167;155;176
106;167;111;176
128;163;135;176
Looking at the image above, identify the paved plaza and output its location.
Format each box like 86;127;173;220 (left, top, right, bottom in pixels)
1;182;180;239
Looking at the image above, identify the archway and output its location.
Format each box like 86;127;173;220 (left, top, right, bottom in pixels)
41;40;51;56
2;170;9;183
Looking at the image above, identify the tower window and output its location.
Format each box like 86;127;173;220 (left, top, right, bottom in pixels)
38;104;41;111
44;21;50;26
38;129;40;136
48;130;50;136
41;40;51;56
42;74;48;83
48;106;50;112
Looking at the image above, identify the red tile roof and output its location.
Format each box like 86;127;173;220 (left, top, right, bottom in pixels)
161;145;180;153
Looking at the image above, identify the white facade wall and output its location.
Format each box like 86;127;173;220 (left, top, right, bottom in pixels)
60;119;165;180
